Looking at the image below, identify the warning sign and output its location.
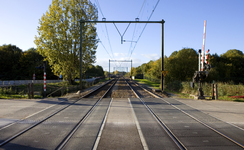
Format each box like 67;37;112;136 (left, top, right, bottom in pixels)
162;71;168;77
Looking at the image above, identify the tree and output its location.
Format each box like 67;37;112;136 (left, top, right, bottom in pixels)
165;48;198;82
221;49;243;58
208;49;244;83
19;48;57;80
85;64;104;78
149;58;161;80
0;44;22;79
35;0;98;84
95;65;104;76
114;70;119;75
19;48;43;79
104;71;108;77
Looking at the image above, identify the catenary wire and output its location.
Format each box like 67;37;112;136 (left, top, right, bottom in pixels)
129;0;160;59
94;0;115;59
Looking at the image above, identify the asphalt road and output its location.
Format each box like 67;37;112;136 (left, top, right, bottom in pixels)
0;97;244;149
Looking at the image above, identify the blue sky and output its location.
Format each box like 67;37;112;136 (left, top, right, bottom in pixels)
1;0;243;72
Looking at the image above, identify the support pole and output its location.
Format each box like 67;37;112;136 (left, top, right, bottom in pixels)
43;61;46;98
215;84;218;100
161;20;164;91
80;20;83;90
212;83;214;99
198;49;201;71
131;60;132;80
28;83;31;99
31;83;34;99
109;59;110;79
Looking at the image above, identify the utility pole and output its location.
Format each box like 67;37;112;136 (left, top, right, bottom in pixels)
131;60;132;79
109;59;110;79
80;20;83;90
161;20;164;91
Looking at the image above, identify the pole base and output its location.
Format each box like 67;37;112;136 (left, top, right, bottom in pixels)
197;96;205;100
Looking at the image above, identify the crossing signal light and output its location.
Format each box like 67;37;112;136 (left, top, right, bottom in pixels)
192;71;208;82
204;64;211;71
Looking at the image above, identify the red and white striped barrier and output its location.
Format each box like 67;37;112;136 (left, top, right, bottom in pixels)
201;20;206;71
205;49;210;64
44;72;46;91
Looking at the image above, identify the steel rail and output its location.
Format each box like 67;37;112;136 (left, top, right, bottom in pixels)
131;80;244;149
56;78;118;150
92;98;113;150
0;79;114;132
124;78;186;150
0;79;115;147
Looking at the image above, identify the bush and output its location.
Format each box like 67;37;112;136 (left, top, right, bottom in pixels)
166;80;183;92
0;87;16;94
167;81;244;96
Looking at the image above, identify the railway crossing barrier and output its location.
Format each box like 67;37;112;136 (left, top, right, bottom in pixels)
212;83;218;100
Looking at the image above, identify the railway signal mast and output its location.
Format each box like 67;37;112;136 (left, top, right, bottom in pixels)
191;20;211;99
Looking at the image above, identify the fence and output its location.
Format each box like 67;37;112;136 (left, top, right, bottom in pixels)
0;80;63;87
0;78;101;98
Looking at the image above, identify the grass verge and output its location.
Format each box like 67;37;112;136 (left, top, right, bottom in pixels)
134;79;244;102
133;79;161;90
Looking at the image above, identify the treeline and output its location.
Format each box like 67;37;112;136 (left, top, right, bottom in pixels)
0;44;57;80
130;48;244;84
0;44;104;81
85;65;104;78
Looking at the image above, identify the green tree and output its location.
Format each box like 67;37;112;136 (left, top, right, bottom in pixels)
209;49;244;83
35;0;98;84
221;49;243;58
19;48;57;80
104;71;108;77
149;58;161;80
85;65;104;78
0;44;22;80
165;48;198;82
114;70;119;75
95;65;104;76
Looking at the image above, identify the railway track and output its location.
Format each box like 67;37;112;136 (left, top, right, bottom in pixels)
0;79;117;149
0;77;243;149
126;78;244;149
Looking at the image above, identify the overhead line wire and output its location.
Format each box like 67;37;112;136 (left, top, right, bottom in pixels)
137;0;147;18
127;0;146;58
95;0;105;18
94;0;118;71
94;0;115;59
129;0;160;59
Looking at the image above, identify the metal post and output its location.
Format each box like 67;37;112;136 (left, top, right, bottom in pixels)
80;20;83;90
198;49;201;71
215;84;218;100
212;83;214;99
31;83;34;99
131;60;132;79
109;59;110;79
43;61;46;98
161;20;164;91
28;83;30;98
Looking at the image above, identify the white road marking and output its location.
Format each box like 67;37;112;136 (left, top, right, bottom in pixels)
128;98;149;150
93;98;113;150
